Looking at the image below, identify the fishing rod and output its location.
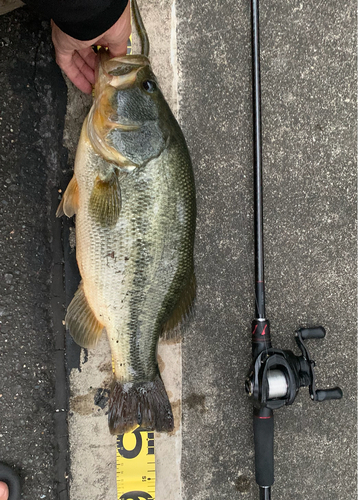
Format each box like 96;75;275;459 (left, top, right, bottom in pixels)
245;1;343;499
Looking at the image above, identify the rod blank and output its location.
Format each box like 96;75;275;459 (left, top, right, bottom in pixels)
251;0;265;320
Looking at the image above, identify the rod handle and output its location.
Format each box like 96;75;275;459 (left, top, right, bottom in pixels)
253;407;274;487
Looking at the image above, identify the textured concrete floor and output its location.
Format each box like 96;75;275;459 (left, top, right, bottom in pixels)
0;7;68;499
0;1;356;500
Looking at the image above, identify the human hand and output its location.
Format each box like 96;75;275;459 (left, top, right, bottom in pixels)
0;482;9;500
51;1;131;94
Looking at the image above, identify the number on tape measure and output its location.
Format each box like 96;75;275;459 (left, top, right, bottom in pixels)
117;430;142;459
116;429;156;500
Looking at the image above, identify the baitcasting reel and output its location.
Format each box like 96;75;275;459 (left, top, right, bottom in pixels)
245;324;343;410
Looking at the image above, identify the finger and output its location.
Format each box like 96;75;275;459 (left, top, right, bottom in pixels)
72;51;95;85
57;53;93;94
107;39;129;58
0;482;9;500
97;33;129;58
78;46;97;71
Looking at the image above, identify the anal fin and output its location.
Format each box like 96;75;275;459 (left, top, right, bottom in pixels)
56;175;79;218
66;283;104;348
161;272;196;341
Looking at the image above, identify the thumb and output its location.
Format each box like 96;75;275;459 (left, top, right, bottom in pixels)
107;38;129;58
0;482;9;500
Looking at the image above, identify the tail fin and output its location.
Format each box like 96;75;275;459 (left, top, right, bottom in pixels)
108;375;174;434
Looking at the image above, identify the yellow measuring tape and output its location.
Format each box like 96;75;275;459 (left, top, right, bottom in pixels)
115;26;156;500
116;429;156;500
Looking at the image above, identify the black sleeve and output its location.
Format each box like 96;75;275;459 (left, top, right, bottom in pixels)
22;0;129;41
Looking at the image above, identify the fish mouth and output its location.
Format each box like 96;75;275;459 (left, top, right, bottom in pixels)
89;49;151;170
95;48;150;94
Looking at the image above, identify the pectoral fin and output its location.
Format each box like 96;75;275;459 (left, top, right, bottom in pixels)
161;272;196;340
89;170;121;227
66;283;104;348
56;175;79;218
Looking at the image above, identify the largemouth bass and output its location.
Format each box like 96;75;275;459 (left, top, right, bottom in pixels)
57;0;196;434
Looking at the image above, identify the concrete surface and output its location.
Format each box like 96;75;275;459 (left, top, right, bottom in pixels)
176;1;356;499
0;1;356;500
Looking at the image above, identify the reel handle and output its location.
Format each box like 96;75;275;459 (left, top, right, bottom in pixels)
295;326;344;403
298;326;325;340
315;387;343;402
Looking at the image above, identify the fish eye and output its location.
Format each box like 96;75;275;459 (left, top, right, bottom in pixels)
142;80;157;93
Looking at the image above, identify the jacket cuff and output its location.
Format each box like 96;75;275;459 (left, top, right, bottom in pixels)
54;0;128;41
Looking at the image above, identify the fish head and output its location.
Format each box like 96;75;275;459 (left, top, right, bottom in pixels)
88;50;171;170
